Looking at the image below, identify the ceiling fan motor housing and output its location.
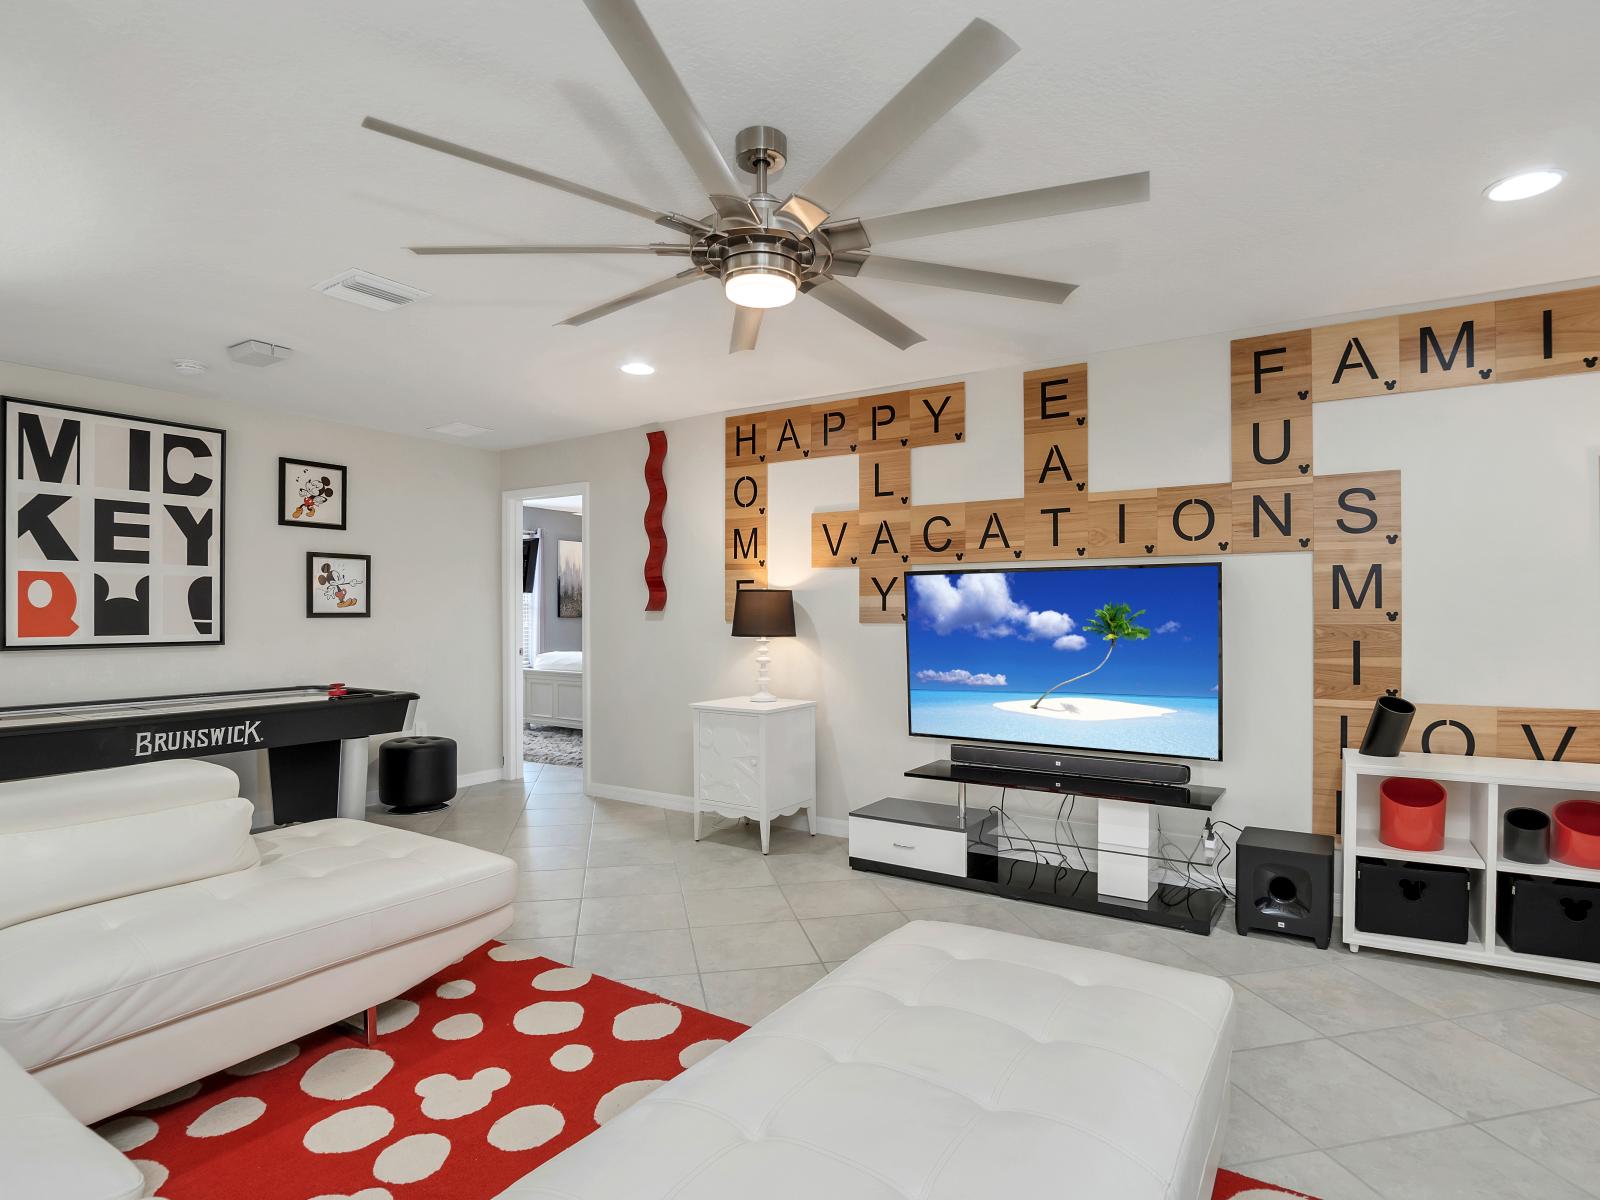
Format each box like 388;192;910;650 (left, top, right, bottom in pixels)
735;125;787;175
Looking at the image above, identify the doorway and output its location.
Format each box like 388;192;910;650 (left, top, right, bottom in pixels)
501;484;590;793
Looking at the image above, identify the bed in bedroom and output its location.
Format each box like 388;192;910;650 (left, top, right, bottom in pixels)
523;651;583;729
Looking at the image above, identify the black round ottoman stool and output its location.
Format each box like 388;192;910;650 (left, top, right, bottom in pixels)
379;735;458;814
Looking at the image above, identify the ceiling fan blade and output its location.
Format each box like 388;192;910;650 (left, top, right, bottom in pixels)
730;305;763;353
775;194;830;235
807;280;925;350
797;19;1018;211
582;0;743;199
854;172;1151;245
408;243;690;256
709;194;762;225
835;254;1075;304
557;267;706;327
362;116;676;227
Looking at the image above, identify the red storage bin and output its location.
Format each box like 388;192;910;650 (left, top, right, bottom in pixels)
1379;776;1446;852
1553;800;1600;869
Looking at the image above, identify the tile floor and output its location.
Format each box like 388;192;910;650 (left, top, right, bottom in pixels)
370;764;1600;1200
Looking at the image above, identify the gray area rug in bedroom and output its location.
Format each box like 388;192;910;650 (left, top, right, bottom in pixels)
523;723;583;767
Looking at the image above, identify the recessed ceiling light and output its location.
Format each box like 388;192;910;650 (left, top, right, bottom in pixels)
172;359;208;375
620;361;656;376
1485;169;1565;202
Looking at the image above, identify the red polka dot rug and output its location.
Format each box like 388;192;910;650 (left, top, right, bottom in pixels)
93;942;1316;1199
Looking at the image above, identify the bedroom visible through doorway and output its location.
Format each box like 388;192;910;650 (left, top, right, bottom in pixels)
519;494;584;768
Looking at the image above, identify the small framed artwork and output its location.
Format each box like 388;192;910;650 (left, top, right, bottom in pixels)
557;539;583;617
279;458;348;530
307;553;370;618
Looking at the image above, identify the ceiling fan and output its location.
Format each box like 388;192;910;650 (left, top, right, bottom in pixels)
363;0;1150;353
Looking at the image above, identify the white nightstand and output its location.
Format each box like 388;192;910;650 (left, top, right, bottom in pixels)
691;696;817;853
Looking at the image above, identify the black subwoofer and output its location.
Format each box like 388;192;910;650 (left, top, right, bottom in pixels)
1235;827;1335;949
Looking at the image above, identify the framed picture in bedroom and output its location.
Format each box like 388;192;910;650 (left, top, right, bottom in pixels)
3;394;226;650
278;457;347;530
557;539;583;617
306;552;370;618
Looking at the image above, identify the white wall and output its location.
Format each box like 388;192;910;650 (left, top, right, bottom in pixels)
500;316;1600;848
0;359;504;781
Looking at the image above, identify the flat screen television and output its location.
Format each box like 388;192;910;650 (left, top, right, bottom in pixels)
904;562;1222;761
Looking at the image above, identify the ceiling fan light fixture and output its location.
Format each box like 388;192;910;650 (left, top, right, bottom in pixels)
722;248;799;309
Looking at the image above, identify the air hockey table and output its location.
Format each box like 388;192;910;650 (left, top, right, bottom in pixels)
0;685;418;824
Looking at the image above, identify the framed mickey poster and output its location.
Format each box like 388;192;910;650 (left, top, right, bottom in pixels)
3;395;226;650
278;456;347;530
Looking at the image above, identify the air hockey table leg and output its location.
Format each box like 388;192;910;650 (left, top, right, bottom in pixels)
339;738;370;820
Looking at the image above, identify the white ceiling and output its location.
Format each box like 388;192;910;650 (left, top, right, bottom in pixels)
4;1;1598;449
526;496;582;515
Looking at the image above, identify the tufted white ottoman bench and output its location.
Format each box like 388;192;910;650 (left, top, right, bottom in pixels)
500;920;1235;1200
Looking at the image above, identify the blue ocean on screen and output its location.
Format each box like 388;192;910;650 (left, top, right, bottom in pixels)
905;563;1222;759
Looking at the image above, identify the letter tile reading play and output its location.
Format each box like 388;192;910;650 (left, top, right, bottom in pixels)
4;396;225;648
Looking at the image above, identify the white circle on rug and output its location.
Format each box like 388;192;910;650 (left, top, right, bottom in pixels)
133;1082;200;1111
531;966;592;991
303;1105;395;1154
436;978;476;999
549;1044;593;1073
130;1160;169;1192
375;999;420;1035
488;943;548;962
415;1068;511;1120
310;1190;394;1200
301;1048;395;1100
487;1104;565;1152
594;1079;665;1125
678;1039;727;1069
225;1042;300;1077
186;1095;266;1138
514;1000;585;1036
432;1012;484;1041
373;1132;451;1185
97;1115;158;1152
612;1003;681;1042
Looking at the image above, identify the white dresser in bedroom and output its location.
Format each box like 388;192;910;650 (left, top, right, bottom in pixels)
524;651;583;728
691;696;816;853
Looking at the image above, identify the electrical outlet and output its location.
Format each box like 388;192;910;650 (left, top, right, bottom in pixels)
1201;831;1219;863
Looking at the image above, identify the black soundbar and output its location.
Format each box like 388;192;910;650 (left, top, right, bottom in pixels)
950;743;1191;785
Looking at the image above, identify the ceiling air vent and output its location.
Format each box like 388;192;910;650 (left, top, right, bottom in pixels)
314;269;430;311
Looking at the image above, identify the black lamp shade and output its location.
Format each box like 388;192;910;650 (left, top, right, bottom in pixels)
732;588;796;638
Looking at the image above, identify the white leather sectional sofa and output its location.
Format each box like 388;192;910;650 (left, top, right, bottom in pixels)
502;920;1236;1200
0;759;516;1199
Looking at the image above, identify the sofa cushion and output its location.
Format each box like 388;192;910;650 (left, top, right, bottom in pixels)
0;819;516;1071
0;796;260;930
0;760;241;833
500;920;1235;1200
0;1044;144;1200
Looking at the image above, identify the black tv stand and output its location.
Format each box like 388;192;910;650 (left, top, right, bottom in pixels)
846;760;1227;936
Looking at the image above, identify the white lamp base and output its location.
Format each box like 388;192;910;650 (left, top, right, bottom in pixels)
749;636;777;703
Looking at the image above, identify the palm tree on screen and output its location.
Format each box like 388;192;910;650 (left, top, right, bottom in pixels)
1030;602;1151;709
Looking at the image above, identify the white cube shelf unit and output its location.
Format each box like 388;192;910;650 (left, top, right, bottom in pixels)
1342;749;1600;983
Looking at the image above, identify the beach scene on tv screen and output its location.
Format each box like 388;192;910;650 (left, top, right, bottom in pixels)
905;564;1221;759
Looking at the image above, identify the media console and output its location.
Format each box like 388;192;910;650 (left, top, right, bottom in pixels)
848;758;1226;935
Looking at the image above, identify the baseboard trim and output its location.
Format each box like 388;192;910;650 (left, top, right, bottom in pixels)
457;768;503;789
586;783;848;839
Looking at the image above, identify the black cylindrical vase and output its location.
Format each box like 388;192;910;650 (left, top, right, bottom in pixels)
1504;807;1552;865
1359;695;1415;757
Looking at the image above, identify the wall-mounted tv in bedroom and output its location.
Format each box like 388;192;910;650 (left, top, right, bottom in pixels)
904;562;1223;761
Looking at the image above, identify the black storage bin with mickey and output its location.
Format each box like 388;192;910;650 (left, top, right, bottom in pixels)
1498;874;1600;964
1354;858;1471;944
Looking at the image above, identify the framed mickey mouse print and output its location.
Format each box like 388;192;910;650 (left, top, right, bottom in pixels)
306;552;370;618
278;457;347;530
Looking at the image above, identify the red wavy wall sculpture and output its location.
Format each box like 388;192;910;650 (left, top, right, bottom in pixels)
643;430;668;610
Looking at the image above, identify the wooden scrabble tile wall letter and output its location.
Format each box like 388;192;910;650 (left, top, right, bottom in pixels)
1231;479;1313;553
857;391;910;449
810;510;857;569
1495;285;1600;382
858;447;911;511
809;400;857;458
860;566;905;624
907;504;966;564
1312;317;1400;402
963;499;1025;562
908;382;966;447
1398;303;1497;391
1155;485;1233;556
763;405;813;462
1081;490;1158;560
725;413;764;465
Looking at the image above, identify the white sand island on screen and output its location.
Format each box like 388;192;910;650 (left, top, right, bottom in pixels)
994;697;1175;721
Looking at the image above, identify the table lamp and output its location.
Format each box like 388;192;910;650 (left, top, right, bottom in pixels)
731;588;796;703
